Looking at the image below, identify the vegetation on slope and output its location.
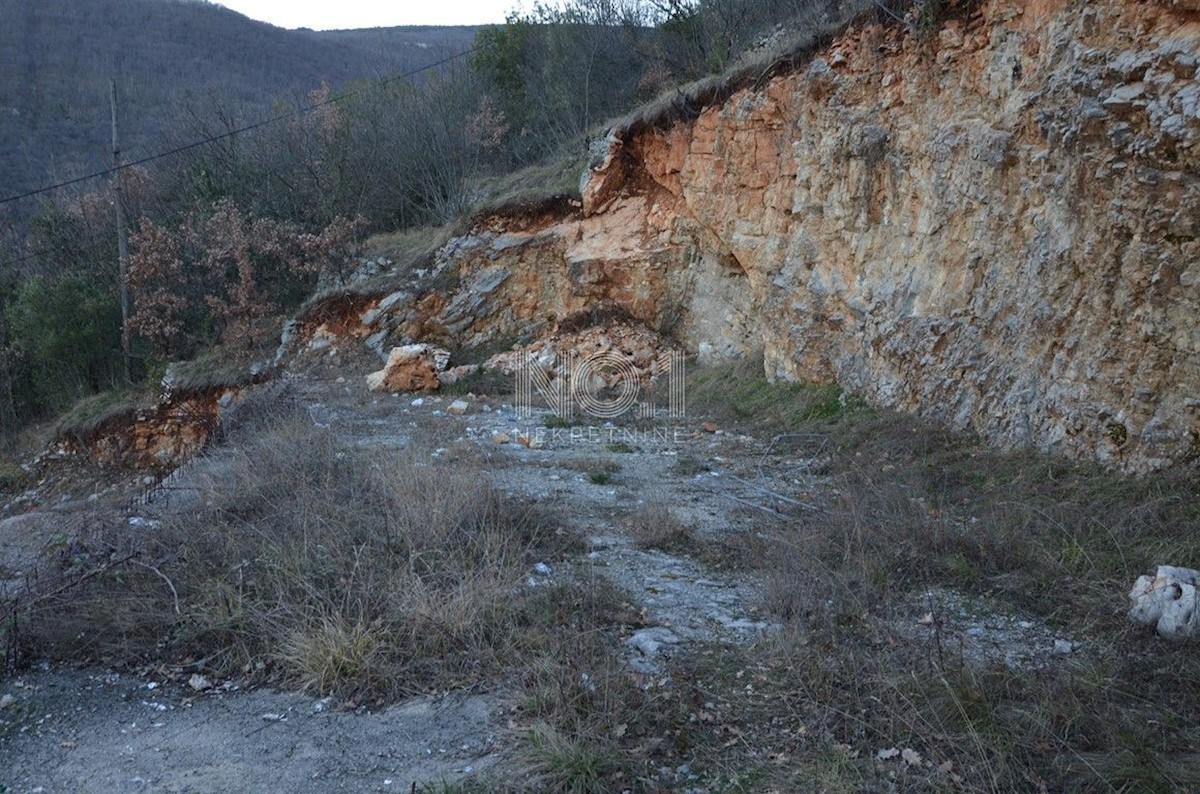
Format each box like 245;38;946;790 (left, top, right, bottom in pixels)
10;365;1198;790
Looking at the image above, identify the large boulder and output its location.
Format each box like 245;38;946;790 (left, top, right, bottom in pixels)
1129;566;1200;639
365;344;451;393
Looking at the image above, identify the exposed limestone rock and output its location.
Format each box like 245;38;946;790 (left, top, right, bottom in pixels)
366;344;451;393
573;0;1200;473
439;364;479;387
55;389;238;471
314;0;1196;473
1129;566;1200;639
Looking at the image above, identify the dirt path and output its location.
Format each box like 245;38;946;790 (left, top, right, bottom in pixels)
1;670;503;793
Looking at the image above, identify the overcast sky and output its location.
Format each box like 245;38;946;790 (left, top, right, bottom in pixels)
214;0;525;29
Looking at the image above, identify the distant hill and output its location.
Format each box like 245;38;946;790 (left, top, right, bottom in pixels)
0;0;478;203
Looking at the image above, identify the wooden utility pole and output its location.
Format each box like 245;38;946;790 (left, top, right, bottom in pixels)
110;78;131;383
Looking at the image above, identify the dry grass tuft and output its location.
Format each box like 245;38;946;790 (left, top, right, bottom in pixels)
625;503;691;552
683;362;1200;790
415;356;1200;789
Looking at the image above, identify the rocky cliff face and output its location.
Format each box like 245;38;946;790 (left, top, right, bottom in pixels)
330;0;1200;473
57;2;1199;474
378;0;1194;474
605;0;1200;473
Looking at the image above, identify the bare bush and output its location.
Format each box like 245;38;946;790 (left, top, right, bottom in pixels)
128;202;366;357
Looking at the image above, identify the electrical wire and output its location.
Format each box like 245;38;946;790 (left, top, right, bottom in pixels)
0;44;482;207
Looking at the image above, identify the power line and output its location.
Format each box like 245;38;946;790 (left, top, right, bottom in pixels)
1;246;63;268
0;45;482;207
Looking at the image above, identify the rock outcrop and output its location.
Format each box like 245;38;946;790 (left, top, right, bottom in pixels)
316;0;1200;473
56;388;240;471
577;0;1200;472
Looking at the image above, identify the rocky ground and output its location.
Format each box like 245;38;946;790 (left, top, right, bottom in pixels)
0;367;1101;793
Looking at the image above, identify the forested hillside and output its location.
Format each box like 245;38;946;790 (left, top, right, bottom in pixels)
0;0;476;200
0;0;854;436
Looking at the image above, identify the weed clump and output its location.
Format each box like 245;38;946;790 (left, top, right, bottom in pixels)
625;504;691;552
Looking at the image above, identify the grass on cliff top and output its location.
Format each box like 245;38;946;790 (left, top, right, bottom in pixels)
163;350;258;395
54;388;148;440
469;148;588;219
360;223;455;264
302;223;458;310
610;0;878;139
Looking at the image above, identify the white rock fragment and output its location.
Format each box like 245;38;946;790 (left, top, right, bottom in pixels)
627;627;681;659
366;344;450;392
1129;565;1200;639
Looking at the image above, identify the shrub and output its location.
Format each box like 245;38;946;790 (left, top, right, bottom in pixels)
6;274;124;413
128;202;366;357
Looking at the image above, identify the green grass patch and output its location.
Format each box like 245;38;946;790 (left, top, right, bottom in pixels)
686;359;868;435
164;350;257;394
54;388;146;440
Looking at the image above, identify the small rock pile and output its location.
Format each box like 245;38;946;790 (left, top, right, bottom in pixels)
464;322;683;391
367;322;684;396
